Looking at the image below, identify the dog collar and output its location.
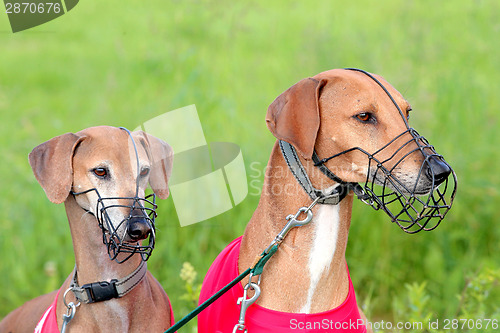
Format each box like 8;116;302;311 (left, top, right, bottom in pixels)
69;260;147;304
279;140;368;204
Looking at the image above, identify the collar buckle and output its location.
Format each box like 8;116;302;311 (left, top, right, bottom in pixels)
70;261;147;304
81;279;119;303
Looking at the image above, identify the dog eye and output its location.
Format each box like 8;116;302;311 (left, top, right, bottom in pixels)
140;167;150;177
355;112;374;123
93;167;108;178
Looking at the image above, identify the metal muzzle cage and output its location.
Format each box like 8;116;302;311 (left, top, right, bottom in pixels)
316;127;457;233
314;69;457;233
96;192;157;262
71;188;158;263
362;128;456;233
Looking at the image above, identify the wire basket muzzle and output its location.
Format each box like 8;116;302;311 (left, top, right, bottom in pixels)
359;128;457;233
97;193;157;263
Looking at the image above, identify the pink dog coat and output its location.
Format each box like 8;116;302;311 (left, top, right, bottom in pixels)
198;236;367;332
34;290;59;333
34;288;175;332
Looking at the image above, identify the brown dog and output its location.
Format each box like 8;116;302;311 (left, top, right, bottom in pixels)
199;69;454;332
0;126;174;333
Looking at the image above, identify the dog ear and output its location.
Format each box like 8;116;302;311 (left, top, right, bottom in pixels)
29;133;86;204
133;131;174;199
266;77;326;159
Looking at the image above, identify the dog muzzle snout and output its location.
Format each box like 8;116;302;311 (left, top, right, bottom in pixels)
426;156;452;185
98;194;157;263
360;128;457;233
126;210;153;241
313;127;457;233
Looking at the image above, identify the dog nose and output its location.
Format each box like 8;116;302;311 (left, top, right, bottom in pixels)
126;212;152;241
426;156;452;186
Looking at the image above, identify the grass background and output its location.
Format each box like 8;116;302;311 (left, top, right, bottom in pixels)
0;0;499;330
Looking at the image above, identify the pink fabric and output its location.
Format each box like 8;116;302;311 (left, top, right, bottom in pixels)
34;290;60;333
33;287;175;333
198;237;367;332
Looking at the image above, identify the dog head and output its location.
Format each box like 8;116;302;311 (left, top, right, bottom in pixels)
29;126;173;258
266;69;450;194
266;69;456;232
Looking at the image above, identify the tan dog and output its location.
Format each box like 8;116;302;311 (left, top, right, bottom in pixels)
0;126;174;333
199;69;454;332
241;69;414;323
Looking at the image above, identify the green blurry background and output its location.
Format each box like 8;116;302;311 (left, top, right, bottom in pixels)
1;0;499;330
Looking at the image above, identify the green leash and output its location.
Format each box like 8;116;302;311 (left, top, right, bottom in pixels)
164;245;279;333
165;268;250;333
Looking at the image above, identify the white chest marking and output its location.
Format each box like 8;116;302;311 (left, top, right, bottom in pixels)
104;299;129;332
300;203;340;313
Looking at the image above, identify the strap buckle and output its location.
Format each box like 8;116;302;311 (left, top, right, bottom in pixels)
82;279;119;303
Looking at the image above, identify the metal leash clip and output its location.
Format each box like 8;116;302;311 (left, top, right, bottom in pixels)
61;303;76;333
233;282;261;333
61;288;80;333
264;197;320;254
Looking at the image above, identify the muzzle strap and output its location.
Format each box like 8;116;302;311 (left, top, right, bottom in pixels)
311;151;347;185
70;261;147;304
311;150;373;203
279;140;352;205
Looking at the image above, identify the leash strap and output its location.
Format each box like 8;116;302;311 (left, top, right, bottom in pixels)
165;244;281;333
165;248;279;333
165;248;280;333
70;261;147;303
279;140;351;204
165;268;252;333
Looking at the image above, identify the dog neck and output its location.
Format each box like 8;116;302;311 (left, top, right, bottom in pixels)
240;141;353;313
64;195;143;283
56;195;150;332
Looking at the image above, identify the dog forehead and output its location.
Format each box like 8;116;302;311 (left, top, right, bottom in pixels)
74;126;148;166
314;69;409;109
313;69;390;88
77;125;125;139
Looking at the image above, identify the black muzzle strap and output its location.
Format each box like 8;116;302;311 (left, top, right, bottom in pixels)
70;260;147;304
279;140;353;205
311;150;372;203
